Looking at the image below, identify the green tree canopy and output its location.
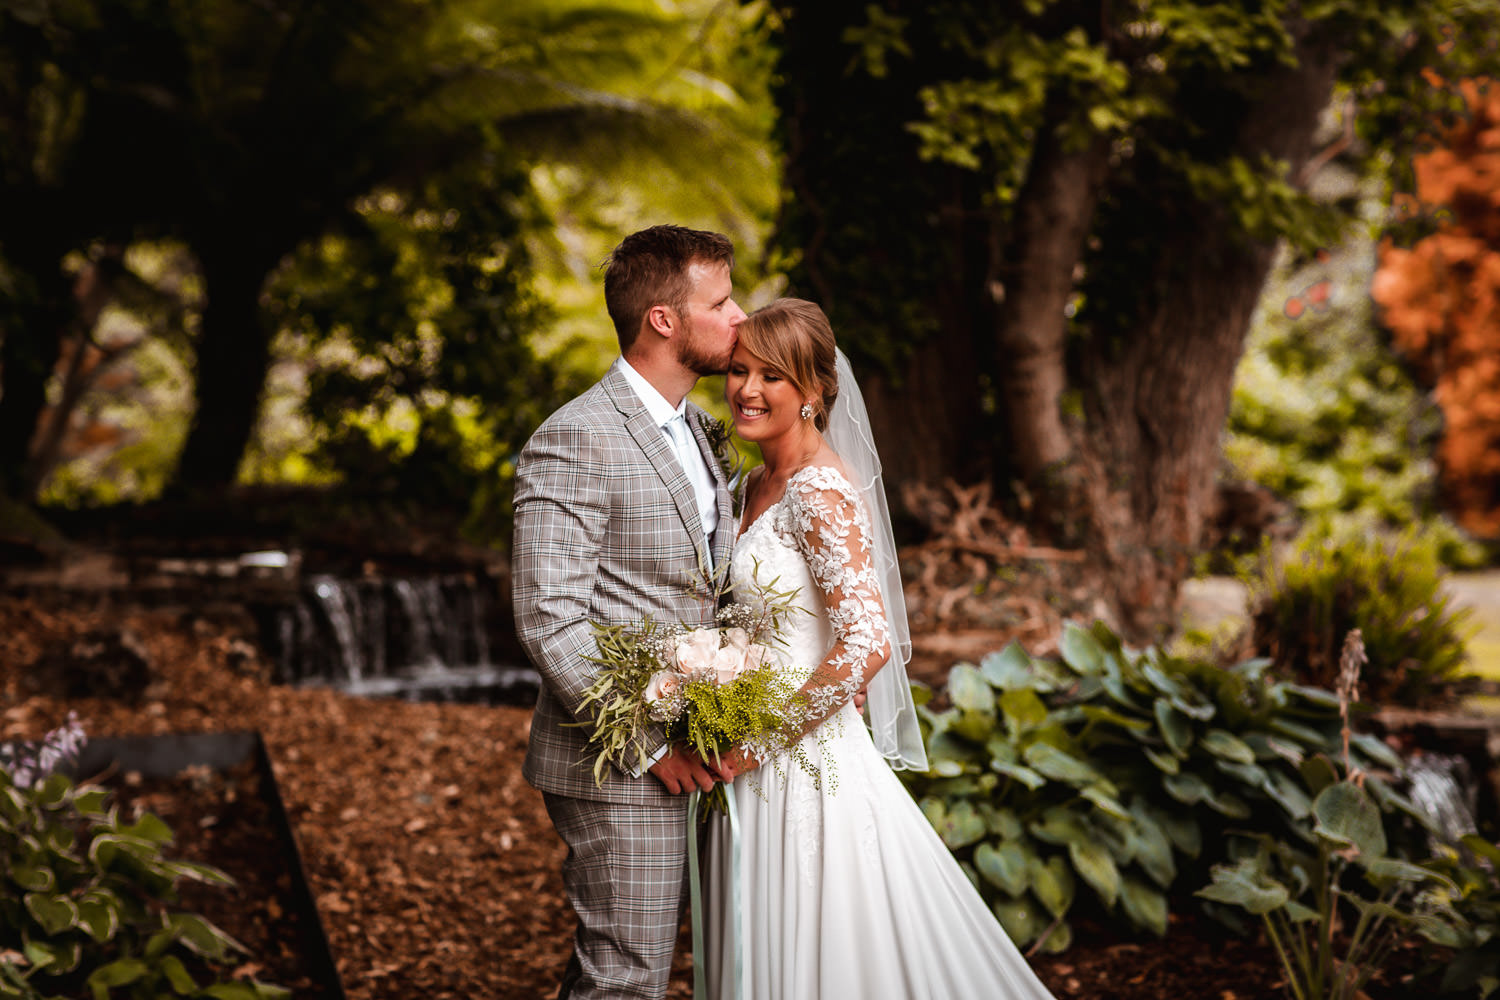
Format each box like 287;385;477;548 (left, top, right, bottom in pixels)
761;0;1499;633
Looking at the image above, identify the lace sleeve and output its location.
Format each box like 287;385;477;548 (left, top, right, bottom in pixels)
784;467;892;738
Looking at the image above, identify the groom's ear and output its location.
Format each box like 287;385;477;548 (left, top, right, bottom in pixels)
645;304;677;339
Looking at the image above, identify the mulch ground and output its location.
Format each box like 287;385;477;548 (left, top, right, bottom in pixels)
4;595;1448;1000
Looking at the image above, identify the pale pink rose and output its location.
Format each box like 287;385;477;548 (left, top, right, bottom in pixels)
741;643;773;673
711;644;749;685
674;629;721;679
722;627;751;651
643;669;682;706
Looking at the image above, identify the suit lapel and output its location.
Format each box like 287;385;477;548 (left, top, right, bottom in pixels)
688;409;737;571
605;370;711;567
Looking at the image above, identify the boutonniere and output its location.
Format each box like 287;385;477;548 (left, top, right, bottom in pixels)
698;413;747;516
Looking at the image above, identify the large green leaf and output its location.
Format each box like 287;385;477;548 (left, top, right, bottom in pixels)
935;800;988;849
1154;699;1194;757
1163;770;1211;805
1197;858;1289;915
1059;621;1106;675
1069;837;1121;908
1127;803;1178;887
1023;742;1106;788
1027;853;1076;918
948;663;996;714
1029;805;1091;846
1143;746;1180;775
1081;784;1130;821
1119;875;1169;936
1312;782;1385;857
1261;767;1313;820
975;839;1031;897
992;895;1044;946
981;642;1040;690
1201;728;1255;764
991;762;1048;790
999;688;1049;735
23;893;79;936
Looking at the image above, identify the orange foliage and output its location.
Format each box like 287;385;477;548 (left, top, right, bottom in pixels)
1373;78;1500;537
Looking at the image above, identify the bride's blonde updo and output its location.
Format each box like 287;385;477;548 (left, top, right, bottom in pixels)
736;298;839;432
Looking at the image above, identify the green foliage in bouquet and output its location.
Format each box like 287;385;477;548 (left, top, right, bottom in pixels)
0;761;287;999
1242;527;1475;708
575;570;808;787
902;621;1425;954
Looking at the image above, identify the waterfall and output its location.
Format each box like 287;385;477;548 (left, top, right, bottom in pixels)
308;577;367;682
1405;752;1479;850
258;570;536;705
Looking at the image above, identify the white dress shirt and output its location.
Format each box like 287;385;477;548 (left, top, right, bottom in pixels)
616;357;720;559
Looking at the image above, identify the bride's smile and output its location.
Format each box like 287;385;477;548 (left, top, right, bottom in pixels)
726;346;815;445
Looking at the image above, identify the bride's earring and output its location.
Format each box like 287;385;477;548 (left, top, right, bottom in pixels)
800;402;813;421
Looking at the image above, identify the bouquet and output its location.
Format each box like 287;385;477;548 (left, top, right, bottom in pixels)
576;576;809;809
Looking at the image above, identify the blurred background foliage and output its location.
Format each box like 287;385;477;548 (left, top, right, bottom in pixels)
2;0;778;543
1;0;1497;584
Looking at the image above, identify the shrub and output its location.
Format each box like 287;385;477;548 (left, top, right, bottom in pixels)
1242;526;1475;708
0;721;287;1000
902;621;1426;953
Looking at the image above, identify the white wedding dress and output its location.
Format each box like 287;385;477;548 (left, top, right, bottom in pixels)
703;465;1056;1000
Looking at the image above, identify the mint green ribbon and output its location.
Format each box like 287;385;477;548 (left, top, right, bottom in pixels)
687;786;742;1000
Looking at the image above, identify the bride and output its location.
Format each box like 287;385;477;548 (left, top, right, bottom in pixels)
703;298;1057;1000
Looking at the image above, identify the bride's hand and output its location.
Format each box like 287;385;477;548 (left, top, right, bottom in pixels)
713;745;761;783
853;685;869;713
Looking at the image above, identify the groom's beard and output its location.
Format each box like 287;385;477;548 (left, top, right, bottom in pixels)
676;317;733;376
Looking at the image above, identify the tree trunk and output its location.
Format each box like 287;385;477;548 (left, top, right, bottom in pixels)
0;236;70;501
172;240;278;493
1066;38;1342;639
993;105;1112;540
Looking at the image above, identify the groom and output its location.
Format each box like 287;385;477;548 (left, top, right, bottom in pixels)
512;225;746;999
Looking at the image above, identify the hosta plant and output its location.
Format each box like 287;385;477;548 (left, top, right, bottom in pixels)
1420;836;1500;998
1198;779;1463;1000
903;620;1426;953
0;721;287;1000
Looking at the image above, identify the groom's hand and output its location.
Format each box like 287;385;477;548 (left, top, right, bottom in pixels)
853;686;869;713
648;746;718;794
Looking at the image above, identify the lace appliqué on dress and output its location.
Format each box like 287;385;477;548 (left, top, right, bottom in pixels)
773;466;891;736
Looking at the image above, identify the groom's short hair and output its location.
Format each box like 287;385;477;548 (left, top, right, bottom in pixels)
604;225;735;351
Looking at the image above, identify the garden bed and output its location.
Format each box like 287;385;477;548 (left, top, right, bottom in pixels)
0;597;1449;999
74;732;344;1000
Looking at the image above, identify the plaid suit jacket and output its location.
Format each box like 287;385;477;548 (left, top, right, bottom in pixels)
513;363;736;805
